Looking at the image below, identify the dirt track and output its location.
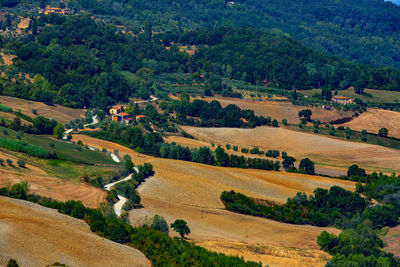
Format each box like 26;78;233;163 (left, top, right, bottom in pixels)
0;197;150;267
182;126;400;174
73;134;356;266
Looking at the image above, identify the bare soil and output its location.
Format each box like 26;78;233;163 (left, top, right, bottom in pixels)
0;196;150;267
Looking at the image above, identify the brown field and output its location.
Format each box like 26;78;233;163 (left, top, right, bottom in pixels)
182;126;400;175
185;95;348;124
0;53;15;65
383;225;400;257
0;150;106;208
0;197;150;267
343;108;400;138
0;95;85;123
0;111;31;124
73;134;357;266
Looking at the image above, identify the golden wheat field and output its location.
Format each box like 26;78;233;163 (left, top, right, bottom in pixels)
0;197;150;267
73;134;357;266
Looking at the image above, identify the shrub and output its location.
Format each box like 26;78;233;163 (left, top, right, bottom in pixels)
282;119;288;126
151;215;169;234
241;148;249;153
2;129;8;135
77;140;84;146
7;259;19;267
17;159;26;168
6;159;13;166
233;146;238;151
102;148;107;153
0;159;4;165
16;131;24;140
225;144;231;150
314;128;318;133
32;109;38;115
272;119;279;127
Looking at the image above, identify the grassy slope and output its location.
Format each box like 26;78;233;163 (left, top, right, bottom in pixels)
0;126;116;165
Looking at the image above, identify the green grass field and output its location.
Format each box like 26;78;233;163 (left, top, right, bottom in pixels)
300;88;400;104
0;126;118;165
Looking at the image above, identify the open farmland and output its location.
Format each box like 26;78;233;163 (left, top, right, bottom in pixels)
343;108;400;138
73;134;356;266
182;126;400;175
0;197;150;267
301;87;400;104
0;95;85;124
183;95;348;124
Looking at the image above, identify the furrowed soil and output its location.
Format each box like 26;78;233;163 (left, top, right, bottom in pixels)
182;126;400;175
0;196;150;267
73;134;357;267
343;108;400;138
0;95;85;123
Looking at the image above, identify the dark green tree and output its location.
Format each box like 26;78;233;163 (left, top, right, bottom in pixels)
170;219;190;238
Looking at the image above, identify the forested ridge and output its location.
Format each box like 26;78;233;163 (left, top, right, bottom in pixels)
4;0;400;68
2;15;400;110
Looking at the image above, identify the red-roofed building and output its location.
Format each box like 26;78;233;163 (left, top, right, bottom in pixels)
332;95;353;105
136;115;146;121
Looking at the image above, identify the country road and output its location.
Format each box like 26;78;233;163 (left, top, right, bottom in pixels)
104;166;139;216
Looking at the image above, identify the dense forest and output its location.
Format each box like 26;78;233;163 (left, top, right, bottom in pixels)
4;0;400;69
157;28;400;91
2;15;400;110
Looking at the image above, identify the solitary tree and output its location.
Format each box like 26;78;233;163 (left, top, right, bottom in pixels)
7;259;19;267
378;127;389;137
151;215;169;234
282;156;296;171
171;219;190;238
299;158;315;175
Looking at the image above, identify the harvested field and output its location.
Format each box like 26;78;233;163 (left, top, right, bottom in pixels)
0;169;106;208
343;108;400;138
0;111;31;125
0;95;85;123
182;126;400;174
383;225;400;257
74;134;356;266
0;197;150;267
0;53;15;65
184;95;348;124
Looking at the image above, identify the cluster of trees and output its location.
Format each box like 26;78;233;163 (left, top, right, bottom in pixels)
85;122;281;172
221;187;369;227
0;182;261;267
158;28;400;92
161;97;273;128
316;169;400;265
2;15;188;109
318;224;398;266
31;0;400;69
0;137;51;158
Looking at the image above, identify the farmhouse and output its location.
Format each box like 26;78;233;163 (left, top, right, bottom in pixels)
136;115;146;121
331;95;353;105
39;6;72;15
112;112;132;124
109;105;127;115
